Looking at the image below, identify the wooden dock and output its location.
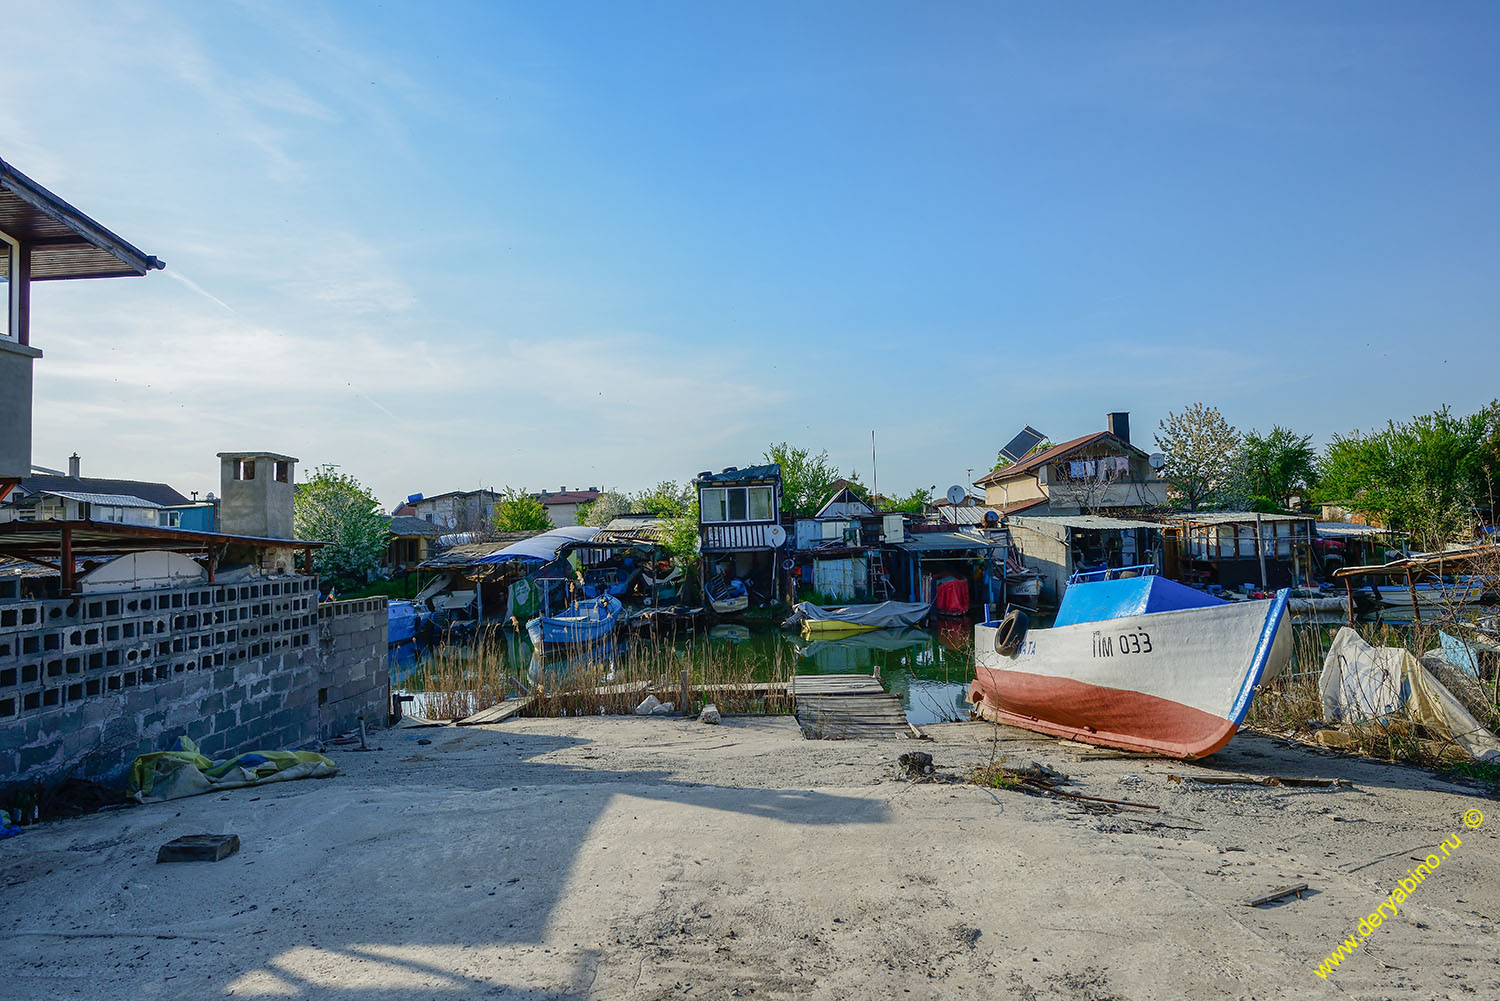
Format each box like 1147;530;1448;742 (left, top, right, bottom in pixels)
791;673;915;740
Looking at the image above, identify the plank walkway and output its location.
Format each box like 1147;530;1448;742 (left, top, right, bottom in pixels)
791;673;915;740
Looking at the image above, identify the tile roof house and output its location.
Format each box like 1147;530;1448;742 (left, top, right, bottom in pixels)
973;414;1166;517
532;487;602;528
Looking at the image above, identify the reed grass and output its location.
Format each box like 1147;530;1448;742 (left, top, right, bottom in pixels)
1246;557;1500;769
404;629;794;720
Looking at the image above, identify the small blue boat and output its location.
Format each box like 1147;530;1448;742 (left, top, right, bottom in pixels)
388;599;421;646
526;595;623;648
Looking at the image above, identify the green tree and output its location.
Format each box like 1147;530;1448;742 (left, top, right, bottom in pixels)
492;487;553;532
1319;402;1499;549
1155;403;1241;511
292;466;390;589
764;442;841;517
1237;425;1318;511
632;480;693;518
884;486;933;513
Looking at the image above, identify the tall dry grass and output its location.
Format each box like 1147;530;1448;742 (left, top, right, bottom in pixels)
406;629;794;720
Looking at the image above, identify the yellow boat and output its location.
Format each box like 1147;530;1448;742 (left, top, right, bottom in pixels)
788;601;932;640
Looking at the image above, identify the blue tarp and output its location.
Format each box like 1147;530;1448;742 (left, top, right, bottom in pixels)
1054;574;1224;627
473;526;600;566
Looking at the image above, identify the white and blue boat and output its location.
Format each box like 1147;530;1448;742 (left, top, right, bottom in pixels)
971;565;1292;759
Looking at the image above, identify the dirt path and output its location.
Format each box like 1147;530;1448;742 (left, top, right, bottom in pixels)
2;717;1495;1000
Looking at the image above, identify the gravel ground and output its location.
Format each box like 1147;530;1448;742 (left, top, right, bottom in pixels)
2;715;1496;1000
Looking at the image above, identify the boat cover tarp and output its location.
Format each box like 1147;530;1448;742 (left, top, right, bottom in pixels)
475;525;600;566
388;599;419;644
127;736;339;804
786;601;931;630
1319;627;1500;761
1055;575;1223;628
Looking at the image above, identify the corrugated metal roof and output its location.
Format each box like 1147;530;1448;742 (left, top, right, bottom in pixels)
1316;521;1389;538
41;490;158;508
15;474;189;507
892;530;1003;552
938;505;1003;525
1164;511;1312;525
1010;514;1160;531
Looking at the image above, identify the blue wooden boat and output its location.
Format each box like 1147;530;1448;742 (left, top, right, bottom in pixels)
526;595;623;648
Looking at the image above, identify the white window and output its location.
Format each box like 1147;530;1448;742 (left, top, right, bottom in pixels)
748;486;774;521
701;488;728;523
1237;525;1256;558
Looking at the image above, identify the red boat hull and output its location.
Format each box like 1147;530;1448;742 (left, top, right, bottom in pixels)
968;668;1239;759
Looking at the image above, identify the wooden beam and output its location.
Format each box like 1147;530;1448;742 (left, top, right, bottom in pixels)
1;552;62;572
15;242;30;345
60;525;74;595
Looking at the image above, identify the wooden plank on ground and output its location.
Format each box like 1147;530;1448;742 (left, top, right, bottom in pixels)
157;834;240;863
455;695;536;726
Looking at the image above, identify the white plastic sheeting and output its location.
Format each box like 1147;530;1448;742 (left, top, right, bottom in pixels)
1319;627;1500;761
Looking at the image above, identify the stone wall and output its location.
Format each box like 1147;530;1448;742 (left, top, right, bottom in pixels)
0;579;387;791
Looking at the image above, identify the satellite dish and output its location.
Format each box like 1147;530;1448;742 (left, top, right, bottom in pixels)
446;515;457;528
1149;453;1167;470
767;524;788;548
946;485;967;507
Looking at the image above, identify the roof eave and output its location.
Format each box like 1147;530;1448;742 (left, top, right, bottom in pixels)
0;158;165;276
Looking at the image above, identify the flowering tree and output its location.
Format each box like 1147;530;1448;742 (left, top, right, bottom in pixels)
1156;403;1241;511
292;466;390;588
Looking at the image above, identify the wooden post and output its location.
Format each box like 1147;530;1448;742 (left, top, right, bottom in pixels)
1344;576;1355;627
1254;513;1267;590
1405;567;1421;622
303;547;313;574
207;547;217;583
872;661;882;683
679;669;690;713
60;525;74;596
15;244;31;346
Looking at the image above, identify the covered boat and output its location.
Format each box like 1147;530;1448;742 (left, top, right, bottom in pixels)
786;600;932;639
526;595;622;648
970;566;1291;759
388;599;422;646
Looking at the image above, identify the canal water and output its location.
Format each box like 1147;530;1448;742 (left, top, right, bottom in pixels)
391;619;984;726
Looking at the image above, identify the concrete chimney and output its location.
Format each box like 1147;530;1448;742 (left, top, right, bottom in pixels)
217;451;298;539
68;452;80;478
1107;412;1130;446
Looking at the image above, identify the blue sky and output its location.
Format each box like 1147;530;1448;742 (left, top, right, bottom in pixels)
5;1;1498;508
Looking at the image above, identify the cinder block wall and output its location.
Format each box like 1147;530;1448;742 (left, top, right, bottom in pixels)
0;580;387;791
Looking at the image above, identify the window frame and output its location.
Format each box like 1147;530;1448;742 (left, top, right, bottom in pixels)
0;227;17;342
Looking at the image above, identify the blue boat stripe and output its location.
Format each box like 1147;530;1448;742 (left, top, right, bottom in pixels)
1228;588;1292;725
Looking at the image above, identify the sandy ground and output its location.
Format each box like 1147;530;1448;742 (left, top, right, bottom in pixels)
2;715;1497;1001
